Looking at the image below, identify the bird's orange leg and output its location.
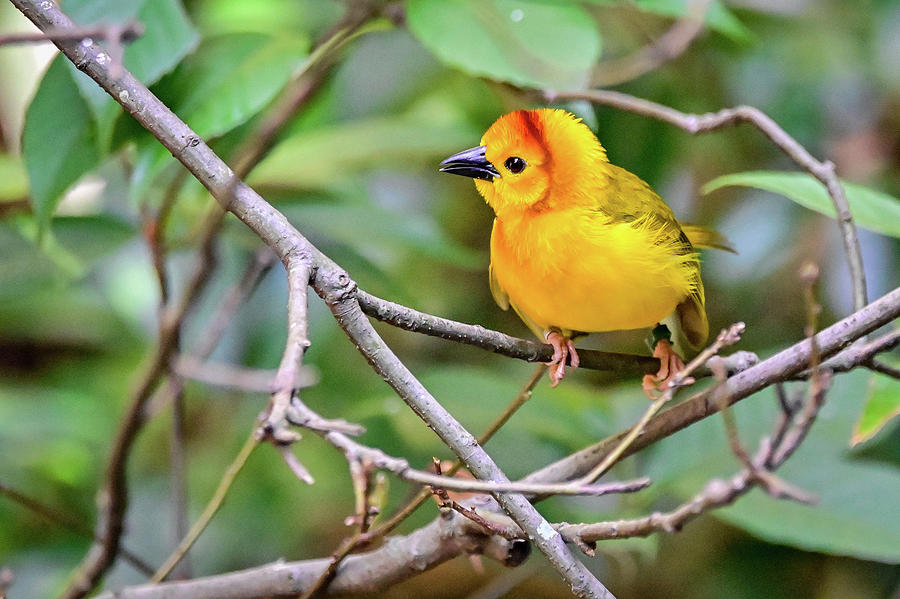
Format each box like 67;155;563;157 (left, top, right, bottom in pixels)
546;331;579;387
641;339;686;399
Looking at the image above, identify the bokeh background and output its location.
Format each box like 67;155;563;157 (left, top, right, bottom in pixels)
0;0;898;597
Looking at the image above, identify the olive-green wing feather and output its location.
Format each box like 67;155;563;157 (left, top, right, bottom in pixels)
601;165;709;350
488;262;509;311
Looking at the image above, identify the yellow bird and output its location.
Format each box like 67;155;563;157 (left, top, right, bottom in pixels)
440;108;723;394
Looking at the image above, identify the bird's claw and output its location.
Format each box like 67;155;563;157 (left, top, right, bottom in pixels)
641;339;690;399
546;331;579;387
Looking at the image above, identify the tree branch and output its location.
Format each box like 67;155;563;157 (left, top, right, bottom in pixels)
590;0;711;87
524;286;900;486
94;512;528;599
357;290;757;378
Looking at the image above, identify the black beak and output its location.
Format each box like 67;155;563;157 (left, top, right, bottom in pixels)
439;145;501;182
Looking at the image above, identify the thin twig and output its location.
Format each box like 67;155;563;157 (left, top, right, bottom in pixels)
575;323;745;486
0;481;154;576
557;369;832;549
358;290;757;378
524;287;900;486
868;358;900;380
808;328;900;378
591;0;711;87
173;356;315;393
358;364;548;546
144;170;192;581
297;530;364;599
545;89;868;312
0;21;143;45
151;431;261;583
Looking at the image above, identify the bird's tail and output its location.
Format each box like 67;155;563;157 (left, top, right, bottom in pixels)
681;224;737;253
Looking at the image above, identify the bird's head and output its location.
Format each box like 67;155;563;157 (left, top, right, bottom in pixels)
440;109;608;216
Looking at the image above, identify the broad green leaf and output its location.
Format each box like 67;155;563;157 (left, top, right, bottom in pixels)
644;369;900;563
0;214;134;288
0;221;60;299
63;0;197;86
156;33;309;139
22;56;100;233
407;0;601;89
9;214;84;278
703;170;900;239
63;0;197;145
52;214;136;265
0;153;27;201
118;32;309;202
852;370;900;446
250;115;480;189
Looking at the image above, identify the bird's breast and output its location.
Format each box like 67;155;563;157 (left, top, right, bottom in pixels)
490;209;694;334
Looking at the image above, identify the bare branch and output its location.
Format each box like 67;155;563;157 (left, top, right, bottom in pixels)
591;0;711;87
545;89;868;312
575;323;745;486
95;512;527;599
358;364;548;546
0;21;143;45
557;368;832;548
0;481;154;577
152;432;261;583
358;290;757;378
868;358;900;380
318;272;618;598
811;328;900;377
173;356;315;393
524;286;900;486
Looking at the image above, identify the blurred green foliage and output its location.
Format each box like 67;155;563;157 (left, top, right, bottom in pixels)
0;0;898;597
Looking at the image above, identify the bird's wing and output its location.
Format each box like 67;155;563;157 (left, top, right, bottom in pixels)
598;164;684;234
488;262;510;311
601;164;708;350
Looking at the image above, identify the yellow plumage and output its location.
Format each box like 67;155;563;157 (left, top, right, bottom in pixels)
441;108;716;390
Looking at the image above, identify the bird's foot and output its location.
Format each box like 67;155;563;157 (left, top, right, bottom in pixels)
546;331;579;387
641;339;691;399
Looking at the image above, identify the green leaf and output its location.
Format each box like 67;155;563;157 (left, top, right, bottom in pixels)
9;214;84;278
52;214;136;265
702;170;900;239
407;0;601;89
63;0;197;86
250;115;481;189
63;0;198;145
157;33;309;139
119;32;309;202
852;370;900;446
644;369;900;563
0;153;28;201
22;56;100;233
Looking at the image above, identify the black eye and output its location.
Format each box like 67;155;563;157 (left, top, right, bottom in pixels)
504;156;526;174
